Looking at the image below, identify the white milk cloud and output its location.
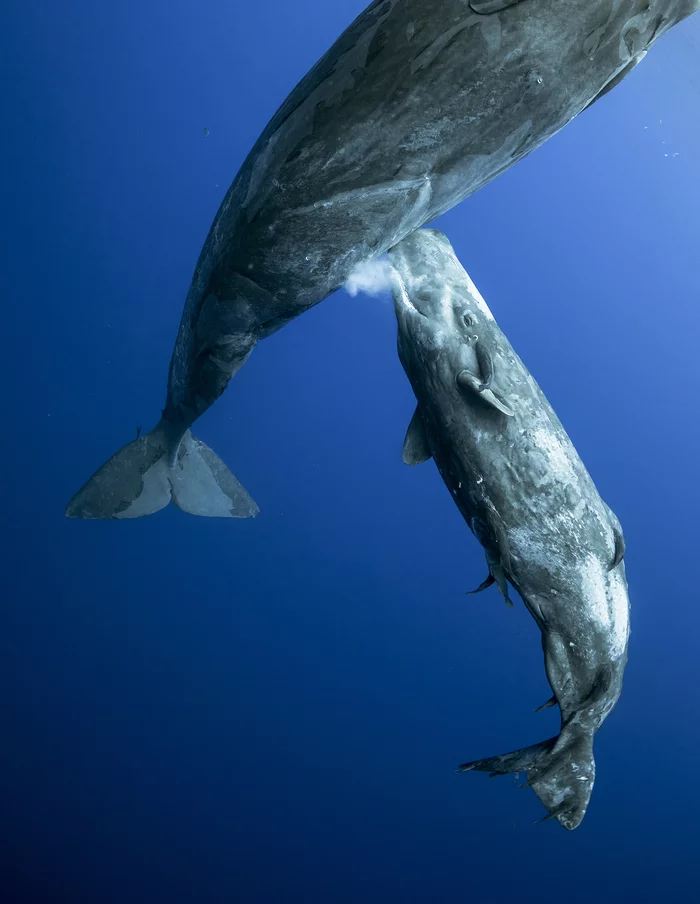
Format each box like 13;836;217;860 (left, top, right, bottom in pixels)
344;257;394;298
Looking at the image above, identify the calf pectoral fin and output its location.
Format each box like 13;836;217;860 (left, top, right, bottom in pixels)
457;360;514;417
402;405;432;465
469;0;528;14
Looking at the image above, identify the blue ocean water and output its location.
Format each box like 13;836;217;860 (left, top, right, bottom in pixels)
2;1;700;901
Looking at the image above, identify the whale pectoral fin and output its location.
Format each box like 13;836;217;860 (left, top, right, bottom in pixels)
535;695;557;713
457;369;514;417
469;0;529;14
478;388;514;417
456;368;483;394
467;573;496;595
402;405;432;465
583;52;648;112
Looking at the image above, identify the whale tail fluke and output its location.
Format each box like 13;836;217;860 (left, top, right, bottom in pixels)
65;420;259;520
169;432;259;518
456;723;595;831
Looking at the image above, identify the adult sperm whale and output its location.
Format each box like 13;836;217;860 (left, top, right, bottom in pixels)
389;228;630;830
66;0;699;519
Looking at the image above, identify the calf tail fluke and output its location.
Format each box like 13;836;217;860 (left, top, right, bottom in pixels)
65;420;258;520
457;724;595;830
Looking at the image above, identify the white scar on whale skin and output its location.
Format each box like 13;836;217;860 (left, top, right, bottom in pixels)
463;277;494;321
578;555;630;659
531;426;580;487
391;269;423;316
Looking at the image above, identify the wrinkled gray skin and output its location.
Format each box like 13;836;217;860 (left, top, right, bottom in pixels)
66;0;699;519
390;229;630;831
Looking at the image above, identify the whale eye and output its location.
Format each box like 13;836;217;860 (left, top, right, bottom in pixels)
463;313;474;328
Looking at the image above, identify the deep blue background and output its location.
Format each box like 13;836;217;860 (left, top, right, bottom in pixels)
3;2;700;902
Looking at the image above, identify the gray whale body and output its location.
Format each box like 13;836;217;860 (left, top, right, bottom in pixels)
389;228;630;830
66;0;699;519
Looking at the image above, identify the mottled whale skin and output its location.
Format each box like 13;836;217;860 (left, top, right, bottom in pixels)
390;229;630;831
66;0;699;519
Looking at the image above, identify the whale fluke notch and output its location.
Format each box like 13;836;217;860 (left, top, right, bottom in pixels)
65;420;258;520
402;405;432;465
